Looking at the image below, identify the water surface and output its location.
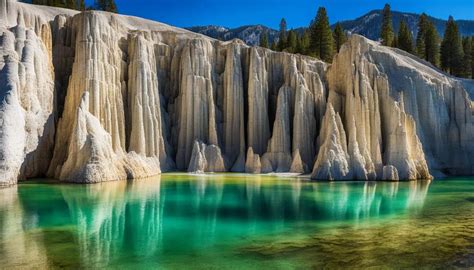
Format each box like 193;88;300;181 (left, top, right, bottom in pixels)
0;174;473;268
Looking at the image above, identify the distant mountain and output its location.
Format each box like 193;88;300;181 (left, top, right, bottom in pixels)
187;10;474;46
186;25;280;46
339;10;474;40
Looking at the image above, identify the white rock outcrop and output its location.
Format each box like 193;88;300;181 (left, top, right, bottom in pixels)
0;0;473;185
58;92;126;182
262;85;293;172
0;4;55;185
311;104;351;180
245;147;261;174
247;47;271;156
187;141;226;173
319;35;464;180
222;41;246;171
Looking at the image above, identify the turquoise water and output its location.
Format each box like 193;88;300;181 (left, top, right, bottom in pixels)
0;174;473;269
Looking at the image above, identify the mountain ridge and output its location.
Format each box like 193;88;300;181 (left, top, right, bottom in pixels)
187;9;474;46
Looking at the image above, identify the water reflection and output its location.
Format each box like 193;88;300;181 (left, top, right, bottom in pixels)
0;175;432;268
0;186;48;268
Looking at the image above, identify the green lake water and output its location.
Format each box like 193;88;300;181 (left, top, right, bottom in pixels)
0;174;473;269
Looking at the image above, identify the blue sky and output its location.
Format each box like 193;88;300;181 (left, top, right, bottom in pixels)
86;0;474;29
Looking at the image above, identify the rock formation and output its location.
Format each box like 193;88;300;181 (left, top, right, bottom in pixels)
0;0;473;186
187;141;226;173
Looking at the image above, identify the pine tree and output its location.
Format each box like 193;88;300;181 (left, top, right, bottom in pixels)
277;18;287;51
397;20;414;53
270;41;277;51
309;7;334;62
472;37;474;79
259;31;269;48
415;13;440;67
31;0;84;10
78;0;85;10
333;22;347;53
295;35;303;54
65;0;75;9
380;4;394;46
461;37;472;78
32;0;63;8
416;13;429;59
287;30;298;53
441;16;463;76
424;22;440;67
108;0;117;13
299;30;310;55
392;36;398;48
95;0;118;13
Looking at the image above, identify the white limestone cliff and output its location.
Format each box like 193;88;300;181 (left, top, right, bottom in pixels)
0;4;56;185
262;85;293;172
0;0;473;185
320;35;466;180
222;41;246;171
247;47;271;156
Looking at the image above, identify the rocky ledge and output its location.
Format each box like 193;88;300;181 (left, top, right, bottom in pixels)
0;0;473;185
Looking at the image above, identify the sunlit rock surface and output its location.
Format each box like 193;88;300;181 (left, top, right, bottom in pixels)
0;0;473;184
326;35;473;179
187;141;226;173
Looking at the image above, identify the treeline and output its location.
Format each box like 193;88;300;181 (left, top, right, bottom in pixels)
263;3;474;79
26;0;117;12
380;4;473;79
260;7;346;63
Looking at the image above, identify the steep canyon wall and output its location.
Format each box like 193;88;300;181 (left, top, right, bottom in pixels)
0;0;473;185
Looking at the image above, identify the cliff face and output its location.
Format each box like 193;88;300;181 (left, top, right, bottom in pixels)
0;0;473;185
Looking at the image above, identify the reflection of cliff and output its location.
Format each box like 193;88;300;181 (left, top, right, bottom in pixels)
0;176;432;267
60;177;164;266
310;180;431;221
0;187;48;268
125;178;164;257
60;181;128;266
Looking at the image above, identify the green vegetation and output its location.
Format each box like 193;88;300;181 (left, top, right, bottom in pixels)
380;4;395;47
413;13;474;78
30;0;85;10
424;21;441;67
333;22;347;53
265;4;473;79
286;30;298;53
298;30;311;54
268;8;339;62
416;13;429;59
259;31;269;48
472;37;474;78
461;37;472;78
397;20;413;53
441;16;464;76
27;0;118;12
94;0;118;12
309;7;335;62
277;18;288;51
